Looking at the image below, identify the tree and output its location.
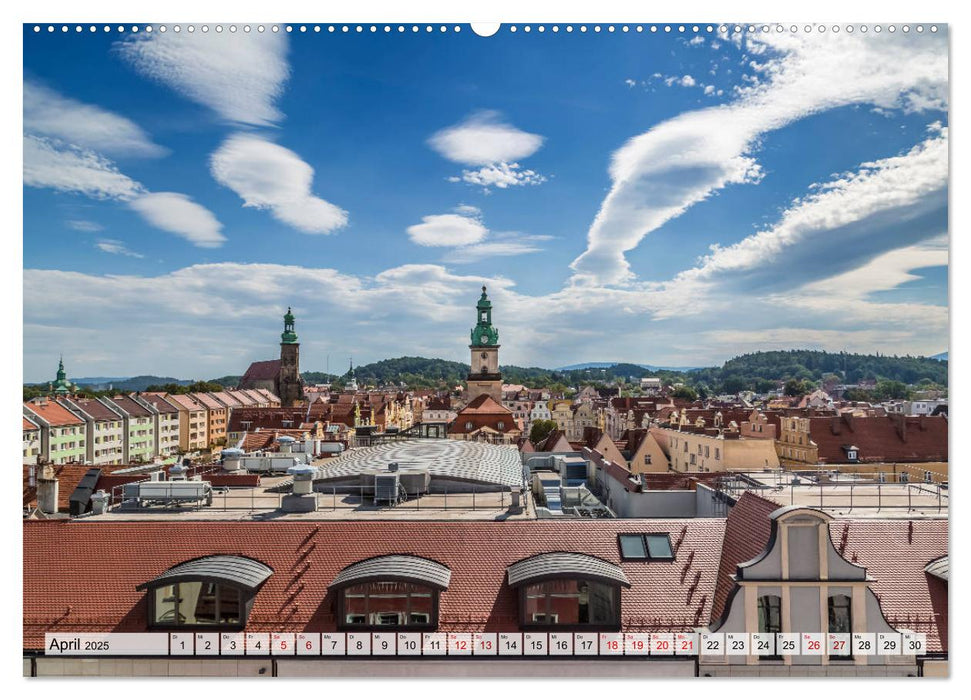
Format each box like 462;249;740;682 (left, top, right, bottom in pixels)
529;419;559;444
871;379;910;401
783;378;808;396
671;386;698;401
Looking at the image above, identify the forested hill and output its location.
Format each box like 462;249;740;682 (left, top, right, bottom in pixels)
687;350;947;390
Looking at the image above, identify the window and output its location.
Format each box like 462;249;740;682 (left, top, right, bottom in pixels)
618;533;674;561
828;594;852;634
900;472;909;483
152;582;243;627
924;471;933;483
465;421;473;430
339;581;437;629
644;454;652;465
758;595;782;659
714;448;720;460
704;445;710;458
497;421;505;430
522;579;618;628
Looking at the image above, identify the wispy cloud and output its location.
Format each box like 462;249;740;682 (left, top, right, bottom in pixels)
128;192;226;248
406;207;548;262
23;82;225;248
429;111;547;191
67;220;104;233
95;239;144;258
117;31;289;127
210;133;348;234
24;80;166;157
570;30;948;286
24;135;142;200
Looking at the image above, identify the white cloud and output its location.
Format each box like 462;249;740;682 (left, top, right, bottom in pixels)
118;30;289;127
23;135;142;200
679;129;948;287
96;239;144;258
428;111;544;165
67;220;104;232
625;79;637;88
210;133;348;234
407;213;487;247
453;204;482;217
457;162;547;189
441;239;546;264
128;192;227;248
24;81;166;157
24;135;226;248
704;85;716;96
570;30;948;286
688;36;705;46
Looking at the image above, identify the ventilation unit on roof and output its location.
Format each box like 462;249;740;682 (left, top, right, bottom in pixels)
374;473;401;506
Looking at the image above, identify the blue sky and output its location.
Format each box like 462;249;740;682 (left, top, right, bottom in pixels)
23;25;949;381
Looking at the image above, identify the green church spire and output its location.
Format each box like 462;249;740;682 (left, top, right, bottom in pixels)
470;285;499;347
281;306;299;344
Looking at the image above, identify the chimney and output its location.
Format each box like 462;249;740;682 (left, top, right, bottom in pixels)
36;464;59;515
831;416;841;435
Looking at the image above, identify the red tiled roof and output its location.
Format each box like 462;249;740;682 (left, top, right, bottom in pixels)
210;391;242;408
166;394;205;412
711;491;778;623
22;518;727;650
228;408;312;433
24;400;84;427
836;519;948;652
191;393;225;410
23;416;39;431
808;415;948;463
241;359;281;383
229;390;258;406
458;394;514;416
23;463;134;511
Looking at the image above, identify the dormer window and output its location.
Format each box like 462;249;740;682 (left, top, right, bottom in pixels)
330;555;451;631
138;555;272;629
507;552;630;631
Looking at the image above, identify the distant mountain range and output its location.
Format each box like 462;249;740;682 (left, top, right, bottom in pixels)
554;361;704;372
28;375;194;392
931;352;948;361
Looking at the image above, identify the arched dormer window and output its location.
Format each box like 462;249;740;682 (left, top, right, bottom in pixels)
330;555;451;631
506;552;630;630
138;555;272;629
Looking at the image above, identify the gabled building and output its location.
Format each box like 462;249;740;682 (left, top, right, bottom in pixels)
777;414;948;465
105;395;157;463
58;397;125;465
193;392;229;447
162;393;209;453
134;393;181;457
448;394;521;444
22;416;41;465
23;398;86;465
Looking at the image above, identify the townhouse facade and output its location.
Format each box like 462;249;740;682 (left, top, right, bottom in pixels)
107;395;157;463
651;425;780;472
135;393;181;457
22;417;41;465
164;393;209;452
58;397;125;465
23;398;86;465
194;392;229;447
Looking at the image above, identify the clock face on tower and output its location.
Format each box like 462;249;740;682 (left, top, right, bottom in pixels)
480;334;489;344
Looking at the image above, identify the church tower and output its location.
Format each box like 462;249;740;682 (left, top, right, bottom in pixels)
278;307;303;407
466;286;503;402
